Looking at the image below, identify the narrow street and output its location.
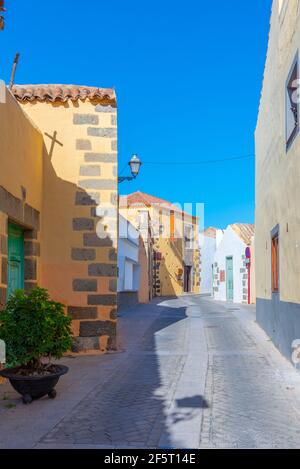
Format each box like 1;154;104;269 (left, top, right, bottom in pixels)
1;295;300;449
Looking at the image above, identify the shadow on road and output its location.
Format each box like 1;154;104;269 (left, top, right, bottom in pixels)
40;299;204;448
176;396;209;409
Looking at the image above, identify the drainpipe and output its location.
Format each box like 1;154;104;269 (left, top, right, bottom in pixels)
245;247;251;305
248;258;251;305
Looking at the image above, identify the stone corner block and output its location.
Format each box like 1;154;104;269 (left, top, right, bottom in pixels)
80;320;117;338
71;248;96;261
73;114;99;125
76;139;92;150
95;104;117;113
72;336;100;353
87;127;117;138
73;279;98;292
68;306;98;320
88;264;118;277
88;294;117;306
73;218;95;231
24;258;37;281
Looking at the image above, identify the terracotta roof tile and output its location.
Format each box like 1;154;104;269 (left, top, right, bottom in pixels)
12;84;116;105
231;223;255;245
120;191;198;220
204;227;217;238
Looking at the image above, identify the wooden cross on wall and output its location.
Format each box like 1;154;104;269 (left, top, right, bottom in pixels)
44;131;63;157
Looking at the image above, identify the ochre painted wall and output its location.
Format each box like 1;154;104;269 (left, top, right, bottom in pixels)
118;208;153;303
152;207;200;297
0;89;44;306
0;88;118;353
18;97;118;352
120;205;200;298
138;230;153;304
0;89;44;212
255;0;300;303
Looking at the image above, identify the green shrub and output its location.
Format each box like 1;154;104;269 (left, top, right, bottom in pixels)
0;287;73;369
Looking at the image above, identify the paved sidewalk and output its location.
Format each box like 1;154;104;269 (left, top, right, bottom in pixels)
198;299;300;448
1;295;300;449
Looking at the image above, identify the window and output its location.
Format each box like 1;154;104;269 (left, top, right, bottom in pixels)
170;211;175;241
286;57;299;149
184;224;193;249
159;210;164;236
271;231;279;293
138;210;149;230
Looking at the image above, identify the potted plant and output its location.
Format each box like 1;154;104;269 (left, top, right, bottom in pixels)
0;287;73;404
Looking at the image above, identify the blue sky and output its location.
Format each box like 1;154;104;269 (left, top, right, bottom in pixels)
0;0;272;229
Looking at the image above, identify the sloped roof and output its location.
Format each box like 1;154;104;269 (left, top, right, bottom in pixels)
120;191;197;219
231;223;255;245
12;84;116;105
203;227;217;238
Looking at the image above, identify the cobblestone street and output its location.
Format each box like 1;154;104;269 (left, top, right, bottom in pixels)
1;295;300;449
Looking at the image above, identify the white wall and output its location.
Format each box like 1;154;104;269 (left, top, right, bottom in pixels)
213;226;248;304
118;216;140;293
216;229;224;248
124;261;133;290
200;229;224;295
200;236;216;295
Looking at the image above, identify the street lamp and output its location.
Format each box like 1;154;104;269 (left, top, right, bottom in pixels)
0;1;6;31
118;154;142;183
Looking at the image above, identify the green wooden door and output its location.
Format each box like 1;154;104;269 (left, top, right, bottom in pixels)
7;224;24;299
226;256;234;301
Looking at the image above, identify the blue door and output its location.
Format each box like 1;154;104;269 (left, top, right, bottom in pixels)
226;256;234;301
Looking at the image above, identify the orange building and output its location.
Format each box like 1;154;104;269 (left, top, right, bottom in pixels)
120;191;200;298
0;84;118;353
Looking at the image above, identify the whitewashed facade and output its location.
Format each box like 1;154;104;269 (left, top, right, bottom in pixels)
200;228;224;295
118;216;141;309
213;224;255;304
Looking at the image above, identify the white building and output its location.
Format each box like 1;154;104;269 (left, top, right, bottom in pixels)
213;224;255;304
200;228;224;295
118;215;141;309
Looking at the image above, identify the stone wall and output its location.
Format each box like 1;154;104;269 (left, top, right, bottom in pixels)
16;95;118;353
200;235;216;295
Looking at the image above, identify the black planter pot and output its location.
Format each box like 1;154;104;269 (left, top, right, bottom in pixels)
0;365;69;404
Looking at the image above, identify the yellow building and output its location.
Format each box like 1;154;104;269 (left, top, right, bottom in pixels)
255;0;300;362
0;84;118;353
120;191;200;298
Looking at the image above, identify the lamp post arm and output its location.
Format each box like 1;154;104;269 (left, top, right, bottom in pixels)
118;176;136;184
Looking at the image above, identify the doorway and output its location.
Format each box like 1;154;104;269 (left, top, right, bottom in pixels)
7;223;24;298
226;256;234;301
184;266;192;293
